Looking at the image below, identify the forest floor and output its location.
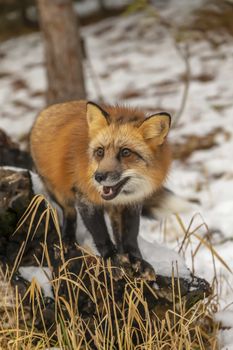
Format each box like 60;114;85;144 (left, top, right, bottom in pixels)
0;0;233;348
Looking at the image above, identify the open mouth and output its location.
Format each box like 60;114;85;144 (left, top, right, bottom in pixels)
101;177;129;200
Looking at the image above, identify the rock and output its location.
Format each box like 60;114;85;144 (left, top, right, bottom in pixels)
0;168;32;262
0;168;57;266
0;129;33;169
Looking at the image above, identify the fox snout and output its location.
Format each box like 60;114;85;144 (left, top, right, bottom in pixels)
94;171;121;184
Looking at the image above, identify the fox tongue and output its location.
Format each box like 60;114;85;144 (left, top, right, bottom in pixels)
103;186;113;196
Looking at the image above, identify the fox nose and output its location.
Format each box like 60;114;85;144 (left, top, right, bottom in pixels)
94;172;108;183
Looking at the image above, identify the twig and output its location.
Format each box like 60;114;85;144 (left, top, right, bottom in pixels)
130;2;191;128
85;42;105;103
158;14;191;128
172;43;191;128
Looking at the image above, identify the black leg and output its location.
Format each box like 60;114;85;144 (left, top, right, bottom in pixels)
121;205;156;280
121;205;142;258
77;199;116;259
43;184;77;242
62;210;77;241
107;207;124;253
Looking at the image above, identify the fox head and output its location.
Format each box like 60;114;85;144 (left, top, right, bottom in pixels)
86;102;171;205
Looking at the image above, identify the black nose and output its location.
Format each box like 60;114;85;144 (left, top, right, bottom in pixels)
94;172;107;183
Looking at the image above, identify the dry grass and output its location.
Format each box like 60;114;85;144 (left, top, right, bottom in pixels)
0;195;220;349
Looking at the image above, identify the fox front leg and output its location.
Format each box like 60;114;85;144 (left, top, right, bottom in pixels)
77;198;117;259
62;207;77;241
121;205;156;280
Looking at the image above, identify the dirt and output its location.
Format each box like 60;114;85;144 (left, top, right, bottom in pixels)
172;127;231;160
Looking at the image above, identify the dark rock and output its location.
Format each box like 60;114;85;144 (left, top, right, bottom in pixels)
0;168;58;265
0;168;32;260
0;129;33;169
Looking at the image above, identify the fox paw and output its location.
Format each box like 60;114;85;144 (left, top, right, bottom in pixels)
129;256;156;281
107;253;131;280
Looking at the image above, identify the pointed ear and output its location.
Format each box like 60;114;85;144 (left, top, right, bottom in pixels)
86;102;109;135
138;112;171;145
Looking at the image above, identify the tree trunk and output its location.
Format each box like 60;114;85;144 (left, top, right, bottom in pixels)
36;0;86;105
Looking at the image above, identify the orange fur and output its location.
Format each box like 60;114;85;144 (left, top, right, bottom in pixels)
30;100;172;211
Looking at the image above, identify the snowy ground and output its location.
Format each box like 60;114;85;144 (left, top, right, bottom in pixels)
1;0;233;348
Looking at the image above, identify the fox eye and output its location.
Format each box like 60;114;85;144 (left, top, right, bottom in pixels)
95;147;104;158
120;148;131;157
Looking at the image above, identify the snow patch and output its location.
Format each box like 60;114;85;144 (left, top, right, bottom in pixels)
19;266;53;298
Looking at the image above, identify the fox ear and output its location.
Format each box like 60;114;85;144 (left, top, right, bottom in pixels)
86;102;109;135
138;112;171;145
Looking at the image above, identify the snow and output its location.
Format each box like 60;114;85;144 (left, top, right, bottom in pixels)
0;34;45;144
18;266;53;298
139;237;191;278
215;311;233;328
1;0;233;347
74;0;132;17
219;330;233;350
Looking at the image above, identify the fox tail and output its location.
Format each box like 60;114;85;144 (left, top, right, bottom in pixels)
142;187;198;220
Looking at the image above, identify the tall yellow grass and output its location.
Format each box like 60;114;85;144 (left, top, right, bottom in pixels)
0;195;219;349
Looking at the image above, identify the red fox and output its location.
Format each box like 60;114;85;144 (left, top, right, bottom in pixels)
30;100;172;278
